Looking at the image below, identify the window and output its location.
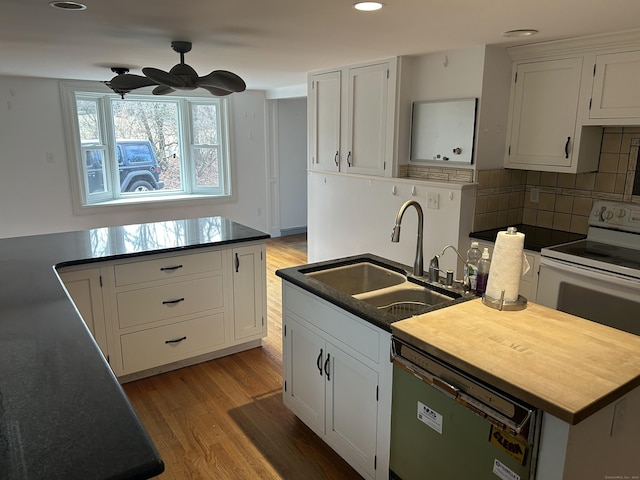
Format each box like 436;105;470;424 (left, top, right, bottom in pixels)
61;82;232;210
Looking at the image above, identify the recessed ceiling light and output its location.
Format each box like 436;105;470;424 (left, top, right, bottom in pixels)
49;1;87;10
354;2;384;11
503;29;538;37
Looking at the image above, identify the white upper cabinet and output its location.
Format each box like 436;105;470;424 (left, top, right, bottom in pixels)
309;70;341;172
345;62;390;176
589;50;640;121
504;57;602;173
308;58;398;177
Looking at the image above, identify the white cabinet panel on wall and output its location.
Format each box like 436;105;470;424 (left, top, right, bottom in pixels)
590;50;640;120
504;57;601;173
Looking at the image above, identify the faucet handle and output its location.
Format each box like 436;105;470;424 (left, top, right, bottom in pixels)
428;255;440;282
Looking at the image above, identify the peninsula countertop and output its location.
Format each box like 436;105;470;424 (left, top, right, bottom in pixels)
392;298;640;425
0;217;269;480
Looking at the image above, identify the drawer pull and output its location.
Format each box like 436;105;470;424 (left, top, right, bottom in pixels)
165;336;187;345
160;265;183;272
162;297;185;305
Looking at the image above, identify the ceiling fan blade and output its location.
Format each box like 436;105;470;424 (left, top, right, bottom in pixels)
109;73;157;90
152;85;176;95
197;70;246;93
200;86;233;97
142;67;186;88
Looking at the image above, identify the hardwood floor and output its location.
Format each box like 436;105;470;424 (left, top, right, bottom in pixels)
123;235;364;480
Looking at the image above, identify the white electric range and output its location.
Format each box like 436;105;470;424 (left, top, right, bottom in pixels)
538;200;640;336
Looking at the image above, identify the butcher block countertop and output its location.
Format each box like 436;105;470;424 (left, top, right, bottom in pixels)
391;298;640;425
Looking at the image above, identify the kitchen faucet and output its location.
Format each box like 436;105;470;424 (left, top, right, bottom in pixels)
391;200;424;276
438;244;471;291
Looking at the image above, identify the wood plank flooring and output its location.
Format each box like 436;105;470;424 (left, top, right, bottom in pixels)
123;235;364;480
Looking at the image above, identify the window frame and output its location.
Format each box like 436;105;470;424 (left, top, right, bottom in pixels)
60;80;235;214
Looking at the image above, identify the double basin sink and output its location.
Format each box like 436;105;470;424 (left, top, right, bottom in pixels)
303;260;462;320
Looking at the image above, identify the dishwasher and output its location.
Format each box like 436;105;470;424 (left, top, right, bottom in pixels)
390;338;541;480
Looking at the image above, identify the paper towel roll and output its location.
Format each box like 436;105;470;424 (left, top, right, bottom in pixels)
485;229;530;302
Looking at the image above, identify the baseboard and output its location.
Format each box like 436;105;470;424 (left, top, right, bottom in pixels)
280;227;307;236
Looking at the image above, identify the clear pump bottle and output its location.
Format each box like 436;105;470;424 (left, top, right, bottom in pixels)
465;241;482;291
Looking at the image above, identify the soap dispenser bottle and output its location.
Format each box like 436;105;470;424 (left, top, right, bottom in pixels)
476;248;491;296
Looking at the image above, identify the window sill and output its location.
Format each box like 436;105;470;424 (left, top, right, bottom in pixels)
74;192;234;215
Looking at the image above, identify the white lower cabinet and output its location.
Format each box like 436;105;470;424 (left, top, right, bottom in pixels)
57;266;109;358
282;282;392;480
57;241;267;380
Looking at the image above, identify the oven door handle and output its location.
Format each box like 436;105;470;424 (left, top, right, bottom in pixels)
540;257;640;290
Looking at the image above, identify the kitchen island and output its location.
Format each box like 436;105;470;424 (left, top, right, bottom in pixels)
0;217;268;480
393;298;640;479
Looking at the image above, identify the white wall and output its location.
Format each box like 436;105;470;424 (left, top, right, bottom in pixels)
0;76;269;239
308;171;476;275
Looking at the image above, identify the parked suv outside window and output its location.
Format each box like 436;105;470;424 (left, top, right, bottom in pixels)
84;140;165;194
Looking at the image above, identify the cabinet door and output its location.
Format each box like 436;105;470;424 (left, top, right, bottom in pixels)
310;70;341;172
232;244;265;340
58;268;109;358
506;58;583;169
283;316;326;435
325;343;379;479
591;50;640;119
346;62;389;176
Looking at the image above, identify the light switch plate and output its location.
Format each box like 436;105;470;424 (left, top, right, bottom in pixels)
427;192;440;209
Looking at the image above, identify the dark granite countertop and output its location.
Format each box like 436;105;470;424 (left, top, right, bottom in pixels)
276;253;474;333
470;224;586;252
0;216;269;480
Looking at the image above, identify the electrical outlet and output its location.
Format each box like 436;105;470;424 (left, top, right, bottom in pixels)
427;192;440;209
530;187;540;203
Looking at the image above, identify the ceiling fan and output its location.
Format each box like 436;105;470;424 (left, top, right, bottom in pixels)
105;41;246;99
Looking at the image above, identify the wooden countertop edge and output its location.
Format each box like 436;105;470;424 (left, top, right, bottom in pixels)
391;328;640;425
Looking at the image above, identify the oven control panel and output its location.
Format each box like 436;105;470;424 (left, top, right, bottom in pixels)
590;200;640;233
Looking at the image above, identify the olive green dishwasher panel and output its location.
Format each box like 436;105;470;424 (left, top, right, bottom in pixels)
390;364;533;480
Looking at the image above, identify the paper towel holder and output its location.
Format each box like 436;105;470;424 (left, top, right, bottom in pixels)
482;290;527;311
481;225;528;311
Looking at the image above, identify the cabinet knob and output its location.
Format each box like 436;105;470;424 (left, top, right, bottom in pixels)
235;253;240;272
346;151;352;167
334;151;339;166
564;137;571;159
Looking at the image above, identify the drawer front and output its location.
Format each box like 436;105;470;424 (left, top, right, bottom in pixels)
120;313;226;374
117;275;224;329
114;250;223;286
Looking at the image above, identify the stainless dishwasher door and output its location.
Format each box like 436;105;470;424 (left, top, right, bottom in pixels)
390;339;540;480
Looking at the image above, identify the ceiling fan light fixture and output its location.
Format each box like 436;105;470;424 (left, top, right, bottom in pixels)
354;2;384;11
106;41;246;98
503;29;538;37
49;1;87;10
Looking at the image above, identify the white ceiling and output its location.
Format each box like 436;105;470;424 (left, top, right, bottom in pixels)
2;0;640;92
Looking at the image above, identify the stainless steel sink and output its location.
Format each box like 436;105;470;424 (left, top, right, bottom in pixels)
305;261;406;295
354;282;458;319
303;259;463;320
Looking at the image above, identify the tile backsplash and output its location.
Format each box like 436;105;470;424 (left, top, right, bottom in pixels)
473;127;640;234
